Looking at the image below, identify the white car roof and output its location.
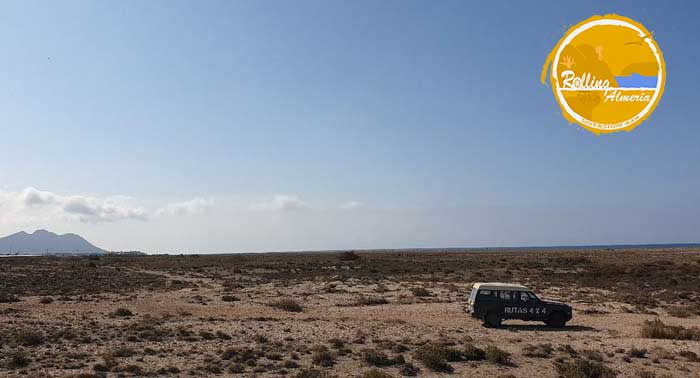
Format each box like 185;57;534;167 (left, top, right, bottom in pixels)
472;282;529;291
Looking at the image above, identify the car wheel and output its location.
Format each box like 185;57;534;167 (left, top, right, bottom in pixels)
546;312;566;328
484;312;502;328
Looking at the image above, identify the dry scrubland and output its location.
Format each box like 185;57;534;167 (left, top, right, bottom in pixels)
2;248;700;378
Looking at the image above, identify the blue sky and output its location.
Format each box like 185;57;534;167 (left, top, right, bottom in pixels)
1;1;699;252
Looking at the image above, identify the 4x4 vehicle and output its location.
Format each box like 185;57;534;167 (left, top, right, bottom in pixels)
466;282;572;328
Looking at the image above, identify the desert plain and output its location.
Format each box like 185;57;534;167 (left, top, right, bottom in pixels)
1;248;700;378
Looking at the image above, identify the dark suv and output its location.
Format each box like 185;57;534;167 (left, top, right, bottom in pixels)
466;282;572;328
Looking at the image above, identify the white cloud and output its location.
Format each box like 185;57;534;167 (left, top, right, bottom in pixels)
339;201;363;210
21;187;57;206
250;195;309;212
157;197;214;216
0;187;147;224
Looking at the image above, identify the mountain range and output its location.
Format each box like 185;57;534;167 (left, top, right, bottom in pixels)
0;230;105;255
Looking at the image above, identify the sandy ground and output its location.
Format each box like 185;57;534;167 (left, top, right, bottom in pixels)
2;267;699;378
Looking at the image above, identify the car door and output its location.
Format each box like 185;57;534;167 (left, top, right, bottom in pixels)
498;290;518;320
514;291;538;320
526;291;548;321
474;289;498;317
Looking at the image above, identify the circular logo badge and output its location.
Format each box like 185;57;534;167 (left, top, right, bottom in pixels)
541;14;666;134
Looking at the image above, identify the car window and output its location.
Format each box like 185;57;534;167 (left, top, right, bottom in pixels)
498;290;512;300
527;292;538;300
518;291;530;302
477;289;495;299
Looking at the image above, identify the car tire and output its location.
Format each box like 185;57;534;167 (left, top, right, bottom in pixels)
546;312;566;328
484;312;502;328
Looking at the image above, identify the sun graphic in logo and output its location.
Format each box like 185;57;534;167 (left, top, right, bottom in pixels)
542;14;666;134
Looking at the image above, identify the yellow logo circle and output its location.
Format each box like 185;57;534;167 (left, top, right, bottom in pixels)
541;14;666;134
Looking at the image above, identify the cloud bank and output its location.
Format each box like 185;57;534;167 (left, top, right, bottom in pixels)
250;195;309;212
0;187;213;224
0;187;147;223
156;197;214;216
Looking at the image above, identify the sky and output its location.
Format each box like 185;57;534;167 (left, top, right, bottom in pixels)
1;0;699;253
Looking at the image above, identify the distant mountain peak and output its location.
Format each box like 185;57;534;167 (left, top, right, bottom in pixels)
0;230;105;255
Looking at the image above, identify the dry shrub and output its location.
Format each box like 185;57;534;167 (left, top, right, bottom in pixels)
329;338;345;349
362;369;395;378
228;363;245;373
221;347;258;363
413;343;455;372
354;296;389;306
400;362;420;376
339;251;361;261
522;343;553;358
312;346;335;367
0;292;20;303
284;359;299;368
111;346;136;358
112;308;134;317
13;329;44;347
641;319;700;340
554;359;617;378
667;306;693;318
679;350;698;362
6;352;30;369
626;348;647;358
581;349;604;362
294;369;330;378
269;298;303;312
485;346;511;365
221;295;239;302
463;344;486;361
410;287;431;297
122;364;144;374
361;348;404;366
